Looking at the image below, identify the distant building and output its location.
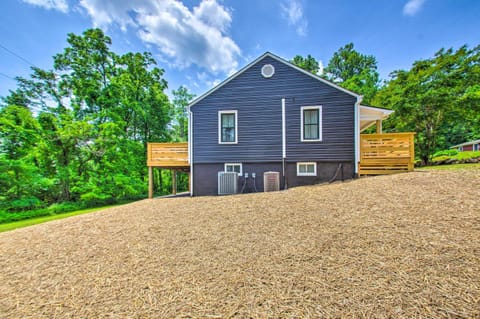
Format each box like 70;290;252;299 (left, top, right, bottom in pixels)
450;139;480;152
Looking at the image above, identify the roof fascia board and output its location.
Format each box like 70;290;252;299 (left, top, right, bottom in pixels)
188;51;362;108
188;52;272;108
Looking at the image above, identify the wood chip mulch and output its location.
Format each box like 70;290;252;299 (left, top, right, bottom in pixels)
1;169;479;318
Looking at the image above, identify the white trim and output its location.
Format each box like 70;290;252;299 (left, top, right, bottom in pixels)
218;110;238;144
300;106;322;142
359;105;394;115
261;64;275;78
224;163;243;176
188;110;194;196
297;162;317;176
354;97;361;174
188;52;360;109
282;98;286;158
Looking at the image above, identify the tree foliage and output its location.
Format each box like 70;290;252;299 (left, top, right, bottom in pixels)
0;28;179;213
290;54;320;74
373;45;480;164
323;43;380;103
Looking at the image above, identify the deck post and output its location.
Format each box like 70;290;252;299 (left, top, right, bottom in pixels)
172;169;177;195
148;166;153;199
376;120;382;134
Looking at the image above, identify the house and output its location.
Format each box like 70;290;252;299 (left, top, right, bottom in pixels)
185;52;396;196
450;139;480;152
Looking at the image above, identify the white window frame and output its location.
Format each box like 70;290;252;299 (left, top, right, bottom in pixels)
301;106;322;142
218;110;238;144
297;162;317;176
224;163;242;176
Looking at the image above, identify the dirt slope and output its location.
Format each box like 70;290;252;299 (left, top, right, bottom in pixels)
1;169;479;318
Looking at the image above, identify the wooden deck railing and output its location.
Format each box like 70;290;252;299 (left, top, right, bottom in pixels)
147;142;189;168
359;133;415;176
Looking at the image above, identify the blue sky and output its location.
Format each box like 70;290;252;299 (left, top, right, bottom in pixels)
1;0;479;100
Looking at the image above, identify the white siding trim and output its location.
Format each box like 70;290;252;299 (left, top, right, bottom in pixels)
218;110;238;144
282;98;286;158
354;97;361;175
300;106;322;142
188;110;194;196
297;162;317;176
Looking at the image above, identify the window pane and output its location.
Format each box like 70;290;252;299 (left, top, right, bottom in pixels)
299;165;306;173
226;166;233;172
303;109;319;140
304;110;318;125
306;164;315;173
222;114;234;127
221;113;236;142
222;128;235;142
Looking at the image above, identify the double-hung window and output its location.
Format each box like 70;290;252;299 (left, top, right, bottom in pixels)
219;110;238;144
301;106;322;142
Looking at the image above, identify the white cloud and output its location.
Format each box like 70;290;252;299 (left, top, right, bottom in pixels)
280;0;307;36
403;0;426;16
22;0;68;12
78;0;241;75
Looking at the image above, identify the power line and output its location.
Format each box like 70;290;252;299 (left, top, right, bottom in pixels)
0;71;16;81
0;43;36;67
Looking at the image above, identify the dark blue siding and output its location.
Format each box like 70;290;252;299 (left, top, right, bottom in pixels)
191;55;356;163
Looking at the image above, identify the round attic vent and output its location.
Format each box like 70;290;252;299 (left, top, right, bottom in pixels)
261;64;275;78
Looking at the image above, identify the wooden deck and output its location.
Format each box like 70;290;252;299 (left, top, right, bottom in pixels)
147;142;189;168
359;133;415;176
147;142;189;198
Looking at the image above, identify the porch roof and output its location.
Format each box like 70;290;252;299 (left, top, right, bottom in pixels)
359;105;394;132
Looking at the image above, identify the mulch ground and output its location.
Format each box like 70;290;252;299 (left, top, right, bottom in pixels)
1;169;479;318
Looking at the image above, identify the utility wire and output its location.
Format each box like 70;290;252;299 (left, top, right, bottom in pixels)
0;43;36;67
0;71;16;80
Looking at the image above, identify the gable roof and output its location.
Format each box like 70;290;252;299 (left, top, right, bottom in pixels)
188;51;361;109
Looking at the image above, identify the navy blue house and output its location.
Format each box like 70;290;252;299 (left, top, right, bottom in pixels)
187;52;392;196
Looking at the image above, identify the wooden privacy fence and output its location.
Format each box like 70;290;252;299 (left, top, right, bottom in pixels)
359;133;415;176
147;142;189;198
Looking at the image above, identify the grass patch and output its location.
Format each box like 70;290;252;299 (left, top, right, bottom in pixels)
419;163;480;171
0;205;117;233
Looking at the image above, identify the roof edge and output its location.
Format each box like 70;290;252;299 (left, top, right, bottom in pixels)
188;51;362;109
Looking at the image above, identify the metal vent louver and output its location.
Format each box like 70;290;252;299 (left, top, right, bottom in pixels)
218;172;238;195
263;171;280;192
261;64;275;78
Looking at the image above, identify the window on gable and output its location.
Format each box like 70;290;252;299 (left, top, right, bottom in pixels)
297;162;317;176
219;110;238;144
225;163;242;176
301;106;322;141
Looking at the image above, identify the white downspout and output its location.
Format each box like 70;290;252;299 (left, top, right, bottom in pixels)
281;98;287;189
282;98;286;159
188;109;194;196
354;96;362;175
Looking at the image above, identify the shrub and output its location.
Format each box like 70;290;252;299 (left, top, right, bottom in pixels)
433;149;458;158
7;197;44;212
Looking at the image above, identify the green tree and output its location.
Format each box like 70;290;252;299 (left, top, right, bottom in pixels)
171;86;195;141
324;43;379;103
373;45;480;164
291;54;320;74
1;28;174;210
